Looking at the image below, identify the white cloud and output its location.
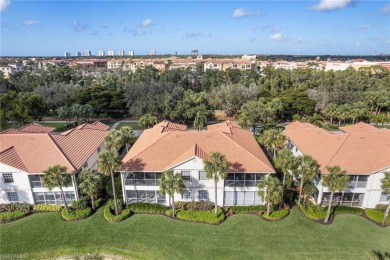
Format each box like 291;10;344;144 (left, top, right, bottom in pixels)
183;32;203;39
141;18;152;27
312;0;353;11
381;4;390;14
73;19;90;33
270;33;285;41
0;0;10;12
24;20;40;26
355;24;373;30
233;8;260;18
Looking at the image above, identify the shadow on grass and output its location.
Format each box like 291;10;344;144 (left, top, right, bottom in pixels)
372;250;390;260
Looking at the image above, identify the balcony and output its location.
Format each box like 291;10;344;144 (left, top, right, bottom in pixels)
125;179;160;186
348;181;367;189
224;180;259;187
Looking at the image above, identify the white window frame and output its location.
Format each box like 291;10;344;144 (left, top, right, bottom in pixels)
198;171;207;181
7;192;19;202
182;190;191;200
2;173;14;183
198;190;208;201
380;193;390;202
181;171;191;181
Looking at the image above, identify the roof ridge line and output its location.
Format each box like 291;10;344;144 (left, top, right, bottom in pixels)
220;131;275;173
324;133;352;171
47;134;77;172
0;146;29;172
125;131;170;162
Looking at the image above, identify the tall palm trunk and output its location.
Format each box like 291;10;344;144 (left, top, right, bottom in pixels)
298;178;304;206
126;144;129;153
267;202;271;216
330;116;333;124
111;171;119;216
279;172;286;209
171;193;175;218
324;192;334;223
382;201;390;226
59;187;69;213
91;194;95;210
215;179;218;217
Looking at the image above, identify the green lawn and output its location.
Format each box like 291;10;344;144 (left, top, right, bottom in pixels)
116;122;145;130
39;122;68;132
0;208;389;259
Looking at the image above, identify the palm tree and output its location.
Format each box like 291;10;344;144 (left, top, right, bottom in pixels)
257;176;283;216
78;168;101;210
42;165;71;213
380;171;390;226
325;103;338;125
98;150;122;215
302;181;317;205
159;169;185;217
193;110;207;131
104;130;122;151
306;113;324;127
274;149;299;207
119;126;135;153
322;166;349;223
139;113;158;128
295;155;319;206
204;152;229;217
259;129;286;158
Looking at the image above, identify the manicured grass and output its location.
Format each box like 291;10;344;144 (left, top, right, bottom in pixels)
39;122;68;132
116;122;144;130
1;207;389;259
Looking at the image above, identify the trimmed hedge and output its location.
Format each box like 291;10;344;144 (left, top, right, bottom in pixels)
174;201;214;211
263;209;289;221
127;203;167;214
333;206;363;215
365;209;390;225
0;210;29;222
33;204;63;212
167;207;225;224
375;204;388;213
71;197;89;210
61;207;92;221
104;200;132;223
0;203;32;212
228;205;266;215
299;204;327;220
94;198;104;208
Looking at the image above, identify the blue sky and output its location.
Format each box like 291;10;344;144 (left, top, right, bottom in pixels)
1;0;389;56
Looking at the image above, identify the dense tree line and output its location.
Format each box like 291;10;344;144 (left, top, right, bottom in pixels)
0;63;389;130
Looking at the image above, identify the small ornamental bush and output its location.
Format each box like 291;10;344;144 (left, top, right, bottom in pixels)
0;203;32;212
107;199;123;211
94;198;104;208
166;207;225;224
262;209;289;221
333;206;363;215
299;204;326;220
228;205;266;215
375;204;387;213
127;203;167;214
33;204;63;212
71;197;89;210
173;201;214;211
0;210;29;222
103;203;132;223
61;207;92;221
365;209;390;225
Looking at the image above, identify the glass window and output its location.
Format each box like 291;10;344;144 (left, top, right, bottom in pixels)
7;192;18;202
3;173;14;183
182;190;191;200
224;191;235;205
236;191;245;205
380;193;390;202
244;192;255;205
198;190;208;201
181;171;191;181
198;171;207;181
226;173;235;180
145;173;156;179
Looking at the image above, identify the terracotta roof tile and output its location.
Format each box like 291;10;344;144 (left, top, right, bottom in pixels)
284;122;390;175
0;123;55;134
122;121;275;173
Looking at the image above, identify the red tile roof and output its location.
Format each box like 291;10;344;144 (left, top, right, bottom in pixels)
122;121;275;173
284;122;390;175
1;123;55;134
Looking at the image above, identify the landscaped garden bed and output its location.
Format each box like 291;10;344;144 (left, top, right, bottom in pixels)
0;203;32;223
166;207;225;225
127;203;167;214
364;209;390;226
262;209;290;221
104;200;132;223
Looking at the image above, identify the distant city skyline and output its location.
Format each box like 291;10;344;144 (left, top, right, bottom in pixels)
1;0;390;56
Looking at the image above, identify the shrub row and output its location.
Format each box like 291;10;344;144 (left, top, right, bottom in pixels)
365;209;390;225
61;207;92;221
0;210;29;222
71;197;89;210
174;201;214;211
0;203;32;212
299;204;327;220
94;198;104;208
127;203;167;214
33;204;63;212
104;200;132;223
375;204;387;213
167;208;225;224
262;209;289;221
227;205;266;215
333;206;363;215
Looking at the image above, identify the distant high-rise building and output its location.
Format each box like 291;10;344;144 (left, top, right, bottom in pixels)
118;50;125;56
98;50;105;57
149;50;156;56
174;51;177;56
83;50;91;57
191;50;199;56
76;52;82;57
107;50;115;56
128;50;134;56
64;52;71;57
